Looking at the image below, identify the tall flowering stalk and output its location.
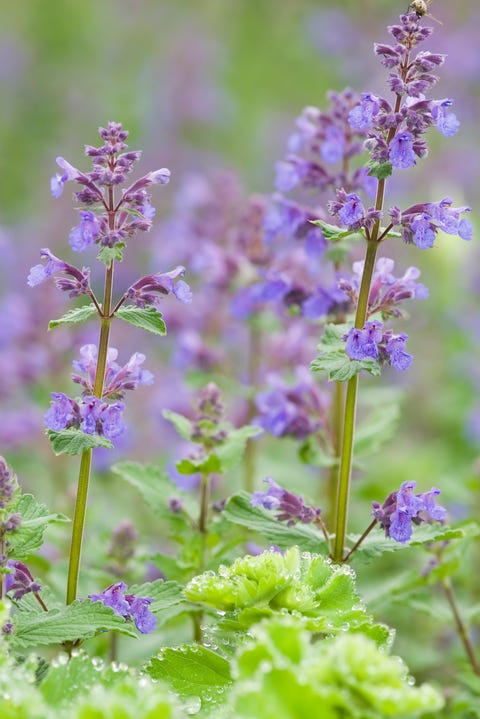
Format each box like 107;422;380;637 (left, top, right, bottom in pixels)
325;13;472;561
28;122;191;604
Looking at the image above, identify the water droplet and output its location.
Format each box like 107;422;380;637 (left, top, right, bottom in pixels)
91;657;104;671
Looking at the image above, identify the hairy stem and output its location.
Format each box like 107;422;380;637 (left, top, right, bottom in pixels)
441;577;480;676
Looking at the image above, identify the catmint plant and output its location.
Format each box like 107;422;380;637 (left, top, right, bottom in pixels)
310;10;472;561
28;122;191;606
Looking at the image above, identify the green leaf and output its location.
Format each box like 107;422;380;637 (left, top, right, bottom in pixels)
353;401;400;457
47;429;113;455
349;523;470;563
146;645;232;703
298;436;337;468
112;460;187;520
311;323;381;381
176;454;221;475
162;409;194;440
48;304;98;329
115;305;166;336
97;244;125;265
12;599;137;649
309;220;361;242
223;492;326;554
214;425;263;472
367;159;393;179
8;494;69;558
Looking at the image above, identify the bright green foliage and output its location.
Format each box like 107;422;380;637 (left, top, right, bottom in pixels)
146;645;232;705
47;429;113;456
115;305;166;336
226;616;444;719
66;676;182;719
6;493;69;558
39;650;129;708
311;323;381;381
48;304;98;329
185;547;391;644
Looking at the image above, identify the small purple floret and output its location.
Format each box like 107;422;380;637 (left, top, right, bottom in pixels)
251;477;321;526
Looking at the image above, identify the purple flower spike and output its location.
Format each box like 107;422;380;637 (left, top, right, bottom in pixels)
0;456;17;509
89;582;157;634
372;481;447;543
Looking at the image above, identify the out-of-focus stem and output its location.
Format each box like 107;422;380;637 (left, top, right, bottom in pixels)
244;322;262;492
441;577;480;676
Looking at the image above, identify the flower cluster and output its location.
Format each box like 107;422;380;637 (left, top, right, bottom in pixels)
251;478;321;526
389;197;473;250
50;122;170;253
372;480;447;543
344;320;413;371
255;368;328;440
27;249;92;297
45;392;126;441
71;345;154;399
88;581;156;634
338;257;428;319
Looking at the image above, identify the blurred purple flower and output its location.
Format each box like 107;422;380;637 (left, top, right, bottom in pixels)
251;477;321;526
89;581;156;634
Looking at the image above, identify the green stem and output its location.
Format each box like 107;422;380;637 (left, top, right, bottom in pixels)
66;449;93;604
332;197;384;563
325;381;345;527
66;260;115;604
441;577;480;676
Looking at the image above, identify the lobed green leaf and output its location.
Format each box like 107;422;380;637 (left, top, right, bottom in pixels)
115;305;166;336
48;304;98;329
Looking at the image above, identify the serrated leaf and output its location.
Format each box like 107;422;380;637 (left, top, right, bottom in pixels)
367;159;393;179
162;409;194;440
8;494;69;558
223;492;327;553
97;244;125;265
146;644;232;702
48;429;113;455
12;599;137;649
311;323;381;381
115;305;166;336
48;304;98;329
